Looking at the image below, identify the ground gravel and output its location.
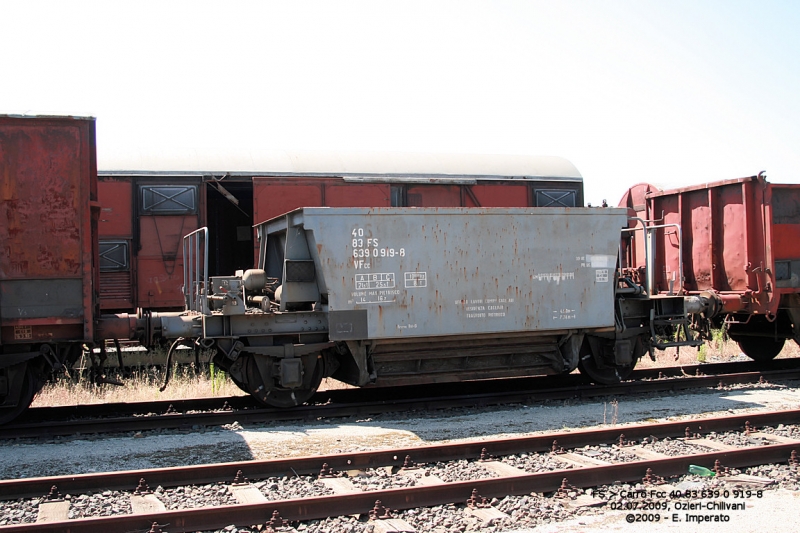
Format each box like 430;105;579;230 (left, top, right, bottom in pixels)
257;476;335;500
503;452;573;473
426;459;500;483
571;443;640;463
159;484;238;509
1;379;799;532
641;437;714;456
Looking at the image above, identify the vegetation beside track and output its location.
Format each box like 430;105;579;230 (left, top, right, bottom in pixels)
31;364;246;408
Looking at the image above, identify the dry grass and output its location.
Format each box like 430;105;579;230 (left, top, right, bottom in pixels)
31;364;351;408
31;366;247;408
638;335;800;368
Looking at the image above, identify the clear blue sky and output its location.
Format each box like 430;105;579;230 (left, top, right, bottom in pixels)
2;0;798;205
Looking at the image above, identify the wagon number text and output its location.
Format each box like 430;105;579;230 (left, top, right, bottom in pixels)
352;228;405;258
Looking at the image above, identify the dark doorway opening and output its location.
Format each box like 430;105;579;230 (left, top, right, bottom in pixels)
206;180;255;277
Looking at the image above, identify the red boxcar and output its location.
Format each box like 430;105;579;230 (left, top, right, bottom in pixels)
0;115;98;422
98;154;584;313
98;176;201;310
0;115;98;345
620;174;800;360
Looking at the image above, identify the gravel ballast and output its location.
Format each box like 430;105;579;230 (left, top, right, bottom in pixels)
0;379;798;532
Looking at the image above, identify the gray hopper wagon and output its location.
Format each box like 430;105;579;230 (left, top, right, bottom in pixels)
160;207;629;406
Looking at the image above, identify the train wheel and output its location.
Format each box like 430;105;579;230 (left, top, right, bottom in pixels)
228;372;251;394
0;364;37;425
577;341;636;385
209;348;251;394
736;337;784;362
222;357;251;394
241;353;323;408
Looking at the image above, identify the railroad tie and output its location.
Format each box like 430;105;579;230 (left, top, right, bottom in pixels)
722;474;776;487
230;483;268;504
319;477;360;493
396;472;446;486
371;520;417;533
685;438;739;452
478;460;527;478
394;455;445;486
369;500;416;533
625;446;672;461
465;501;508;524
36;501;70;523
36;486;70;523
396;465;446;486
748;432;799;444
464;488;509;523
553;453;613;468
130;494;167;514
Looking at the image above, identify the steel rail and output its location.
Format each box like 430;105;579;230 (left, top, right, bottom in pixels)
3;365;800;440
1;408;799;500
1;442;797;533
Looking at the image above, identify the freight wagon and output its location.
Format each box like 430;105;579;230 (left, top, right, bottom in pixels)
0;115;99;423
157;206;629;406
619;176;800;360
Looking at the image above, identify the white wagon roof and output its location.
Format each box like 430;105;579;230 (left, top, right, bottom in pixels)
99;150;581;181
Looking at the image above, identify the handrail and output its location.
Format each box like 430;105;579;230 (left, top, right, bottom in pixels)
621;217;650;295
622;218;684;296
648;222;683;295
182;227;209;314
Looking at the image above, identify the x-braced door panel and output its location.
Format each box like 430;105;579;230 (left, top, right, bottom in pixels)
137;184;200;309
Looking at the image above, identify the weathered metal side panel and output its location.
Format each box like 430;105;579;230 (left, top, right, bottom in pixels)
264;207;626;341
252;177;392;225
769;184;800;290
405;185;462;206
646;178;767;294
98;178;134;310
621;175;800;315
0;115;97;343
253;177;585;224
98;178;133;236
134;179;202;309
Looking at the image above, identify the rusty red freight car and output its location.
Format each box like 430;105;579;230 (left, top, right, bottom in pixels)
98;176;200;311
97;154;584;313
619;174;800;360
0;115;99;422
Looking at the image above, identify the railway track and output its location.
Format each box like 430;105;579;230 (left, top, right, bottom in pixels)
4;359;800;440
23;358;800;421
1;409;798;532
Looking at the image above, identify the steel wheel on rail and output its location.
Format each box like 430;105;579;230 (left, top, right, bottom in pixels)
241;352;324;408
224;356;251;394
735;337;784;362
228;373;251;394
577;339;636;385
208;341;252;394
0;363;38;425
